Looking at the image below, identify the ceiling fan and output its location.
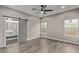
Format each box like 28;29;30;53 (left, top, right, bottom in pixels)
32;5;53;15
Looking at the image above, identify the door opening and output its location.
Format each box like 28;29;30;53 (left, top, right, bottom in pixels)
4;17;19;45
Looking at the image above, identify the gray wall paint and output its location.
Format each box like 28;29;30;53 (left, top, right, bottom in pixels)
0;6;40;47
41;8;79;44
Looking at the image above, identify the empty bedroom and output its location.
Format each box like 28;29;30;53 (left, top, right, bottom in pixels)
0;5;79;53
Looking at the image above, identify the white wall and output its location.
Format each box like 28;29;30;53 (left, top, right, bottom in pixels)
0;6;40;47
41;8;79;44
27;16;40;40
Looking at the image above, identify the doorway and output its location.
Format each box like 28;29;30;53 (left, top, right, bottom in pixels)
4;17;19;45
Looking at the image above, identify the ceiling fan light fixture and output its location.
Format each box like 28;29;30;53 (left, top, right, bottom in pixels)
41;11;44;14
41;11;44;15
61;6;65;9
33;5;53;16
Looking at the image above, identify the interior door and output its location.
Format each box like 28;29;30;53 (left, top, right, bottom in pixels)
19;19;27;44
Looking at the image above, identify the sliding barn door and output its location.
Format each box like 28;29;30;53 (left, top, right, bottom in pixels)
19;19;27;44
0;16;6;47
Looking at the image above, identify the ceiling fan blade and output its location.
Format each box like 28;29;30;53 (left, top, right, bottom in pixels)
43;5;47;9
41;5;44;11
41;5;43;7
41;5;47;11
44;10;53;11
32;8;41;11
43;11;46;14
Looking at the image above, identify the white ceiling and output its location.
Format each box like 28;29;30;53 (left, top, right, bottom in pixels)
4;5;79;17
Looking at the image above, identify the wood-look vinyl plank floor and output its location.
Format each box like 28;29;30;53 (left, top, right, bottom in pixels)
0;38;79;53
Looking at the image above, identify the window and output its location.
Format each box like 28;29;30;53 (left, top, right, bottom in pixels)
64;18;78;38
41;19;48;34
41;22;47;32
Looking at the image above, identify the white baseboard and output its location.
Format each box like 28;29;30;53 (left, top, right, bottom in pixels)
27;36;40;40
41;36;79;45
